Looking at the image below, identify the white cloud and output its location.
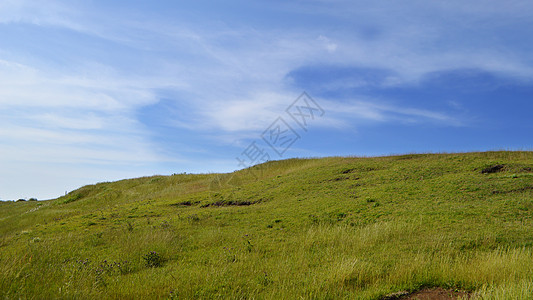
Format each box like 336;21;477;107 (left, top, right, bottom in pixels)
322;97;461;127
198;92;294;132
317;35;338;53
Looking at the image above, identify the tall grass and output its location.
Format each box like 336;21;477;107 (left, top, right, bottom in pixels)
1;151;533;299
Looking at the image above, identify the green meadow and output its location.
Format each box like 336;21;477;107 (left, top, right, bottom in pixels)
1;151;533;299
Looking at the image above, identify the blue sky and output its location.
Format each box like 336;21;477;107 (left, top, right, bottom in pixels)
1;0;532;200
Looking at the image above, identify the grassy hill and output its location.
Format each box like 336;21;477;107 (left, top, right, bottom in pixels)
1;151;533;299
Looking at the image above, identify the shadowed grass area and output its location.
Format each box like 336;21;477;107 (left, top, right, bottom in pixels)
1;151;533;299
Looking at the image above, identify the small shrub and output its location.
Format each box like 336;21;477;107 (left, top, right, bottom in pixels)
93;259;133;287
256;271;272;286
169;290;179;299
245;239;253;252
160;220;170;228
126;221;134;232
187;214;200;223
223;247;236;263
143;251;164;268
63;193;83;204
149;177;162;184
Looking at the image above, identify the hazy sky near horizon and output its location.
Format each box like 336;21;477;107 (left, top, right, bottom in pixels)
1;0;533;200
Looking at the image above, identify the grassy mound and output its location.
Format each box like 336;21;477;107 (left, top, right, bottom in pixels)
1;151;533;299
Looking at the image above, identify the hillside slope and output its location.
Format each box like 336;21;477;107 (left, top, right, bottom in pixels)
1;151;533;299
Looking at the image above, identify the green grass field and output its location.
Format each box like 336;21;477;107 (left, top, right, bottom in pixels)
1;151;533;299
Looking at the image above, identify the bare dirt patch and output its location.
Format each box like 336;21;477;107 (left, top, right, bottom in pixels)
382;287;471;300
481;164;505;174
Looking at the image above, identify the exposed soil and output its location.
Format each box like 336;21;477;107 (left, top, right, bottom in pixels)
200;200;256;207
382;288;471;300
340;168;356;174
481;164;505;174
492;185;533;194
172;200;197;206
